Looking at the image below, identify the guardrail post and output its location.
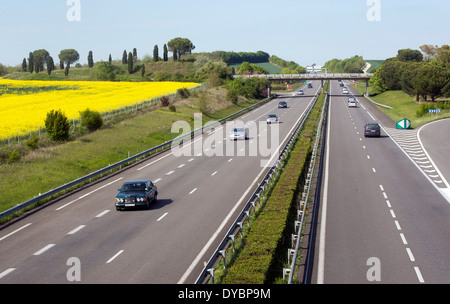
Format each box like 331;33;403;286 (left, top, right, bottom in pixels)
283;268;291;282
219;250;226;270
244;211;250;226
291;234;298;248
294;220;301;233
237;221;243;238
229;235;235;252
288;248;295;265
207;268;215;284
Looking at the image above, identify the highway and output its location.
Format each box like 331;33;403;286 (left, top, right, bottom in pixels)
0;82;321;284
312;81;450;284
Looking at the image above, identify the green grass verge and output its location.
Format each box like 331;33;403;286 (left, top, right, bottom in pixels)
229;62;282;74
0;89;261;221
354;84;450;128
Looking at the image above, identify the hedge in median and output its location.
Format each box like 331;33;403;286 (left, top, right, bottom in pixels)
222;94;324;284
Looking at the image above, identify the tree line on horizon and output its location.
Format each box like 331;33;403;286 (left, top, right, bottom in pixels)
17;37;197;77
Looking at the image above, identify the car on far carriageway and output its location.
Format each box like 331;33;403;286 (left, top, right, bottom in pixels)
229;127;248;140
115;180;158;211
364;123;381;137
266;114;278;124
278;101;287;108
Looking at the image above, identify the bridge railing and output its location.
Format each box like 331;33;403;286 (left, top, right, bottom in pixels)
233;73;373;79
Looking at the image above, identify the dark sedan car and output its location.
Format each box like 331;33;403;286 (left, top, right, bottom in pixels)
278;101;287;108
364;123;381;137
115;180;158;210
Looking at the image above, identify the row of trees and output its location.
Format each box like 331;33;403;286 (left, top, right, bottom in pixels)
370;47;450;101
21;37;196;77
324;55;366;73
214;51;270;65
269;55;306;74
24;49;81;76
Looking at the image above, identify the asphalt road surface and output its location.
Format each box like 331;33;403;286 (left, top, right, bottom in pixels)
0;82;321;284
312;81;450;284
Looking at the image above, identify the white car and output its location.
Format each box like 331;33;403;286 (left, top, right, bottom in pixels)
342;88;349;94
348;99;357;107
297;89;304;95
229;127;248;140
266;114;278;124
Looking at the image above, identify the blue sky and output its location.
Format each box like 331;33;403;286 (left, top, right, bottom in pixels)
0;0;448;67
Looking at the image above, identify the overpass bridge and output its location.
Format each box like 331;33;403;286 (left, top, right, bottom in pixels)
232;73;374;95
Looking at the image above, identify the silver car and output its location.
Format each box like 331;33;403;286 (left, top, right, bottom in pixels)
229;127;248;140
266;114;278;124
348;96;357;107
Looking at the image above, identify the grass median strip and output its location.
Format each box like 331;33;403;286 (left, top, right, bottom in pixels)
219;91;326;284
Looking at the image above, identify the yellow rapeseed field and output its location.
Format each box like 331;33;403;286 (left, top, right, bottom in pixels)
0;79;199;140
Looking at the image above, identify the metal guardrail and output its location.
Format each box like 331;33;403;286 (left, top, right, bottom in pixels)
0;96;274;220
195;92;321;284
284;93;329;284
363;94;394;109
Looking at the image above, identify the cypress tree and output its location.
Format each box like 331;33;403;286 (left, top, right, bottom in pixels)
163;44;168;62
88;51;94;68
153;45;159;62
22;58;27;72
122;50;128;64
133;48;138;62
46;56;55;75
128;52;133;74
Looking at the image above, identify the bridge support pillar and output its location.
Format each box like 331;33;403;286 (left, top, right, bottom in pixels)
267;82;271;97
366;79;369;96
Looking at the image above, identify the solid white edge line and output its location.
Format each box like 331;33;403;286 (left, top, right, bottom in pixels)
317;91;331;284
382;122;450;204
417;121;450;199
179;90;318;284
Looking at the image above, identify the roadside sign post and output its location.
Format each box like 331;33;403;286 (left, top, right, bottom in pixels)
396;118;411;129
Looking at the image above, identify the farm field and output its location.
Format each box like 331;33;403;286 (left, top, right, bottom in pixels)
0;79;199;140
